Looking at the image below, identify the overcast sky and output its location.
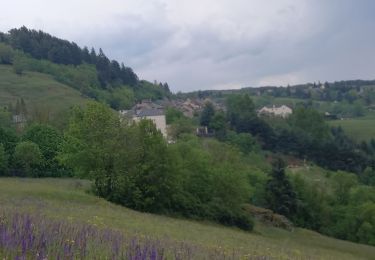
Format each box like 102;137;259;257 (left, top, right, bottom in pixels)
1;0;374;92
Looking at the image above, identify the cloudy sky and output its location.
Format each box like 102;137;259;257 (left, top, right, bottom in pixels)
1;0;374;92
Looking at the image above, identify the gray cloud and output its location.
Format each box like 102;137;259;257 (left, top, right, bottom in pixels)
0;0;374;92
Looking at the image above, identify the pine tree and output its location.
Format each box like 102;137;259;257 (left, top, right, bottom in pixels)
265;158;297;218
200;102;215;127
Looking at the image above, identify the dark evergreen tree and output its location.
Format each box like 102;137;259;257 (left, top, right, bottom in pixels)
81;46;91;63
200;102;215;127
265;158;297;218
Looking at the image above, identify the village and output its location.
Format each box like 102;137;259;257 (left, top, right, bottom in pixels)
119;98;294;139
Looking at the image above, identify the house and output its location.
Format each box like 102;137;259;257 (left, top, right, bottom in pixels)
324;112;338;120
120;106;167;138
258;105;293;118
133;109;167;138
12;114;27;129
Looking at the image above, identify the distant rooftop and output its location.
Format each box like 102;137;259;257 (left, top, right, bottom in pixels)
136;109;164;117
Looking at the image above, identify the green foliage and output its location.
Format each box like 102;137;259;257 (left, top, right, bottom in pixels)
290;166;375;246
226;132;259;154
359;167;375;186
0;65;88;128
332;171;358;204
60;102;173;213
1;178;375;260
288;107;330;140
265;159;297;219
0;144;8;174
165;107;184;124
59;101;120;179
168;137;254;230
23;124;62;160
134;80;171;101
13;141;43;176
119;119;173;212
226;94;256;131
0;107;12;129
209;111;227;140
108;87;134;110
226;94;274;148
0;127;18;154
3;26;139;87
168;118;195;139
0;43;14;64
200;102;215;127
12;54;28;75
61;106;255;230
22;124;68;177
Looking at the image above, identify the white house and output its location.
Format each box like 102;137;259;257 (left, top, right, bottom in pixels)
258;105;293;118
132;109;167;138
120;108;167;138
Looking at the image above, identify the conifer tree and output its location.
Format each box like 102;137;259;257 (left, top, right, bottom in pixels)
265;158;297;218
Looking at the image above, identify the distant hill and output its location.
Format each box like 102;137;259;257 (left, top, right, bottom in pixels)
0;27;171;112
0;64;88;127
0;65;87;109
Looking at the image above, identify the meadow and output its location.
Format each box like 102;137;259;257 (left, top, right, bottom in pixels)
0;178;374;259
328;113;375;141
0;65;87;116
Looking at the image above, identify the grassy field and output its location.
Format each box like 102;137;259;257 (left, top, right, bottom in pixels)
328;113;375;142
0;64;88;116
0;178;374;259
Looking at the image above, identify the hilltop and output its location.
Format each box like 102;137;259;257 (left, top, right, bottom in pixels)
0;27;171;116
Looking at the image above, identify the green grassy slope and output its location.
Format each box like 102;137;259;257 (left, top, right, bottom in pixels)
328;113;375;142
1;178;374;259
0;64;88;115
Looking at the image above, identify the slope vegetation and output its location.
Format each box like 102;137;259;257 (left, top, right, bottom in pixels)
0;64;88;115
0;178;374;259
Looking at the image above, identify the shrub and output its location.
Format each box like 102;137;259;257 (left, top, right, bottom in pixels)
13;141;44;176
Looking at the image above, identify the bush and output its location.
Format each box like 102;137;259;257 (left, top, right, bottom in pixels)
0;43;14;64
13;141;44;176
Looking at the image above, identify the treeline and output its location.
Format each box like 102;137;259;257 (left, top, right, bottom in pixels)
184;80;375;105
1;99;375;245
58;102;265;230
0;26;138;88
0;42;170;110
290;168;375;246
0;101;269;231
198;95;375;177
0;124;70;178
192;95;375;245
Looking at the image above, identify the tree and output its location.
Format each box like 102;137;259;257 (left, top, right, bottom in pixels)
122;119;173;212
12;54;28;75
288;107;330;140
200;102;215;127
0;43;14;64
0;127;18;154
226;94;256;131
165;107;184;125
0;107;12;129
168;118;195;139
23;124;64;175
13;141;43;176
59;101;120;184
209;111;227;140
60;102;173;213
265;158;297;218
332;171;358;205
0;144;8;175
225;94;274;146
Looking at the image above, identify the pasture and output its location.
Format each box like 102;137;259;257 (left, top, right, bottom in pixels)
0;178;374;259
